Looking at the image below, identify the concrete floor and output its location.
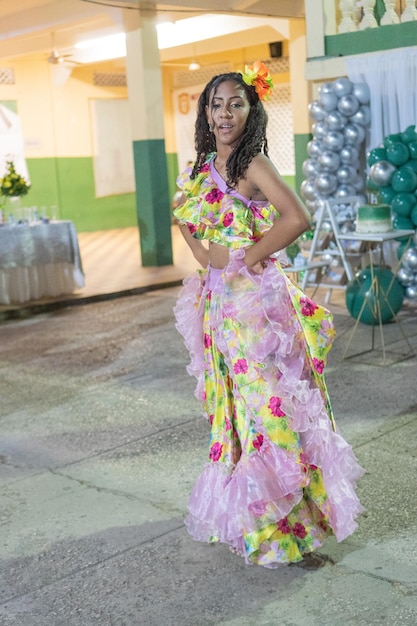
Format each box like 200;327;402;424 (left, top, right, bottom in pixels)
0;229;417;625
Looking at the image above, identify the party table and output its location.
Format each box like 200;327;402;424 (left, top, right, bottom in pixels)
0;220;85;305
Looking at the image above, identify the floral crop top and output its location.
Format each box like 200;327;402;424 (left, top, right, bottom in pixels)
173;153;279;249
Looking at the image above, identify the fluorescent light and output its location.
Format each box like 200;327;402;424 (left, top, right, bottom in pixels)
188;61;200;71
75;33;126;51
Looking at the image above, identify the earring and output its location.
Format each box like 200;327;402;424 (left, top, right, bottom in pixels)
208;124;213;132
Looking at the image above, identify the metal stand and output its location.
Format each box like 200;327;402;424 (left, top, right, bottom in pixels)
337;230;415;366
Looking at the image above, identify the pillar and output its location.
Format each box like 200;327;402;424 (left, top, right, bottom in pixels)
288;19;312;196
123;4;173;266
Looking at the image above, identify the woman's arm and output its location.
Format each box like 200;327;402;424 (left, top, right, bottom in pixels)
178;224;209;268
243;154;311;270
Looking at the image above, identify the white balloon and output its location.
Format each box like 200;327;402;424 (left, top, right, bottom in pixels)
323;130;345;152
308;100;326;121
332;77;353;98
337;94;360;117
353;82;370;104
319;91;338;112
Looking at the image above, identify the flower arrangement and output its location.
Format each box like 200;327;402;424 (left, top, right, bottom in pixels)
0;160;31;209
240;61;274;101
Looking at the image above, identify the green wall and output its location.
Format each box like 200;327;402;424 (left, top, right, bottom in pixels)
25;155;181;233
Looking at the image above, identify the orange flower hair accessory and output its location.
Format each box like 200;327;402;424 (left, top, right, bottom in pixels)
240;61;273;101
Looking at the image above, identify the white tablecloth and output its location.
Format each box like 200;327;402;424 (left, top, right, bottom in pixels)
0;221;85;304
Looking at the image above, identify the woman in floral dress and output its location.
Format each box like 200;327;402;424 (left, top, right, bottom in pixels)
173;62;364;568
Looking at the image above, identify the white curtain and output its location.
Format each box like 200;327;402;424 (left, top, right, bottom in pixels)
345;47;417;152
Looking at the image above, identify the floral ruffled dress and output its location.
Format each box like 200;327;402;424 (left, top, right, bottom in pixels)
173;154;364;568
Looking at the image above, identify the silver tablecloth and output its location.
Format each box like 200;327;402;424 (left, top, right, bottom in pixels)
0;221;85;304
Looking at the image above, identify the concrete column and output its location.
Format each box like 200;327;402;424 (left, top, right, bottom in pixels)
288;19;312;196
123;4;172;266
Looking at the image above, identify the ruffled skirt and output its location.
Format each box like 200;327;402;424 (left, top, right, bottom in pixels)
174;250;364;568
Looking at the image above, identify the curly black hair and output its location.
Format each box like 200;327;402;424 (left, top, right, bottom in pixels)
191;72;269;188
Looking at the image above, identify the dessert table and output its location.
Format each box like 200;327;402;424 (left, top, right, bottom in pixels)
0;220;85;305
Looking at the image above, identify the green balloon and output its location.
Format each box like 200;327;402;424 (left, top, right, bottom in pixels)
386;142;410;166
391;192;416;217
400;125;417;144
367;147;387;166
393;216;414;239
383;133;403;148
411;204;417;226
409;141;417;159
379;186;396;204
391;165;417;193
405;158;417;173
396;240;410;260
345;266;404;325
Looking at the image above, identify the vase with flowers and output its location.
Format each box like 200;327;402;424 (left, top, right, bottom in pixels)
0;160;31;223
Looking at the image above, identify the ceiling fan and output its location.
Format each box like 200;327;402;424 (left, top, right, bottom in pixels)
47;49;81;65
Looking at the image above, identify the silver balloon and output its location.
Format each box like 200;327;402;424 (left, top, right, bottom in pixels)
302;158;318;178
405;284;417;299
353;82;370;105
318;150;341;172
308;100;326;122
321;252;334;264
315;173;338;196
323;130;345;152
336;165;357;184
305;199;318;213
340;145;359;164
318;82;335;95
332;77;353;98
402;247;417;271
350;105;371;127
321;220;333;231
344;123;366;145
337;94;360;117
312;120;327;140
369;160;397;187
397;266;415;286
319;90;338;112
301;178;318;201
307;139;324;158
352;175;365;192
325;110;347;131
335;184;356;199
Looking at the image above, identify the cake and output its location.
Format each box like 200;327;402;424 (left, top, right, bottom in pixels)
355;204;392;234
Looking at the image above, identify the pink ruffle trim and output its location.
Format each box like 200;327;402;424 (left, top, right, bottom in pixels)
174;251;364;557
